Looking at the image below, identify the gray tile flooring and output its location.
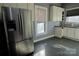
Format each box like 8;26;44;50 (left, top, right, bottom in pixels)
34;37;79;56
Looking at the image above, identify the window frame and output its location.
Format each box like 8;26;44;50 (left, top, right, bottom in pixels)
35;5;48;36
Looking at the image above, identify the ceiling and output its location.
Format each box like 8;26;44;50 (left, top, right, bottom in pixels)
35;3;79;9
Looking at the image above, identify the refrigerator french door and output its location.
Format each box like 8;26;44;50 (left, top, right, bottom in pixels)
1;7;34;56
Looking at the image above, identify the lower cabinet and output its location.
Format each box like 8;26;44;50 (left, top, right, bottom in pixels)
67;28;75;39
54;27;63;38
63;28;79;41
54;27;79;41
63;28;68;37
74;29;79;41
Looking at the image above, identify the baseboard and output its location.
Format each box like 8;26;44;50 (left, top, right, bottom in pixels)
34;35;54;43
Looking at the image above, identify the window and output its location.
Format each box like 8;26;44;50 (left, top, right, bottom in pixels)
66;16;79;23
35;5;47;35
36;23;44;34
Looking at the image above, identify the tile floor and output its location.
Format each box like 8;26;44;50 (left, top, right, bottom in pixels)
34;37;79;56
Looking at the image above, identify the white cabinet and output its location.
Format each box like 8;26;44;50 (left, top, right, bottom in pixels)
50;6;64;21
67;28;75;39
63;28;75;39
54;27;63;38
55;27;79;41
74;29;79;41
63;27;75;38
63;27;79;41
63;28;68;37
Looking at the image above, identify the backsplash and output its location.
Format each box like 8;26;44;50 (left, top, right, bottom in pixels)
33;21;60;40
47;21;60;33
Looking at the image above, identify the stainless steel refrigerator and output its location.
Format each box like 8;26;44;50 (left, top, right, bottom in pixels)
1;6;34;56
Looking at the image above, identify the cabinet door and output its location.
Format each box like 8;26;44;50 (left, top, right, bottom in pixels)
75;29;79;40
50;6;53;21
57;7;63;21
50;6;63;21
54;27;62;37
53;6;58;21
54;28;58;37
63;28;68;37
67;28;75;38
63;28;75;39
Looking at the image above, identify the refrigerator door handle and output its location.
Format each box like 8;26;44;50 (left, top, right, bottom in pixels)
18;12;21;33
18;11;23;34
20;11;25;39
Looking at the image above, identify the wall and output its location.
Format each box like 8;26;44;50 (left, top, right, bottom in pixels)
64;3;79;9
50;3;62;7
34;3;61;42
0;3;34;21
62;3;79;16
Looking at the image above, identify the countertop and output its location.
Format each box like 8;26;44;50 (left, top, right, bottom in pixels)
54;26;79;28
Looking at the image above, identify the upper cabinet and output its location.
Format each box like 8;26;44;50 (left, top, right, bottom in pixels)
50;6;64;21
